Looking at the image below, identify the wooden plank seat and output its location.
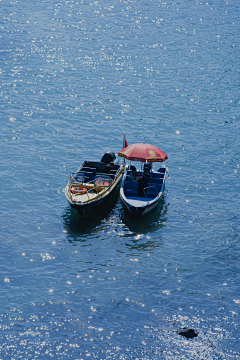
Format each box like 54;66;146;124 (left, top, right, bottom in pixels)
71;183;106;192
84;161;120;173
73;171;94;183
96;173;115;180
80;167;97;176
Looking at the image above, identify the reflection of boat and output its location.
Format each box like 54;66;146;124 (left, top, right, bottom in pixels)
119;195;168;236
118;139;169;218
65;152;125;215
62;192;119;239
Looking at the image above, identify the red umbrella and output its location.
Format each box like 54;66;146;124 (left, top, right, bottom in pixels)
118;143;168;163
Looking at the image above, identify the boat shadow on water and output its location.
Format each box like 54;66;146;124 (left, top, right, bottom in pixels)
62;190;120;241
119;195;168;236
62;190;168;246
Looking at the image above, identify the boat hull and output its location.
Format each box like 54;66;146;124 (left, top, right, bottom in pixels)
120;193;161;218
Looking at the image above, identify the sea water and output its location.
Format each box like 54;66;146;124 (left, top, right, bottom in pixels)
0;0;240;358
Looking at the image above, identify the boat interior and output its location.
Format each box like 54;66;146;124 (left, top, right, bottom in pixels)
68;161;122;200
123;167;166;201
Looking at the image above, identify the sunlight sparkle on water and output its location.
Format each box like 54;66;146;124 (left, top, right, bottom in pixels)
0;0;239;358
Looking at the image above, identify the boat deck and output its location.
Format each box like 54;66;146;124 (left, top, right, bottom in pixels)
70;188;105;202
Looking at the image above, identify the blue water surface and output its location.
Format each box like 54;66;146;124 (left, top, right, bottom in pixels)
0;0;240;358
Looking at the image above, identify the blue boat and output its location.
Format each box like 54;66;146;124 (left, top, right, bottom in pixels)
118;140;169;218
65;152;125;215
120;165;169;218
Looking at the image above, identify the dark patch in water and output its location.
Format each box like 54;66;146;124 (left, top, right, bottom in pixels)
177;327;198;338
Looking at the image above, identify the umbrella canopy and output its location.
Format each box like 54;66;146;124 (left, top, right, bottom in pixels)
118;143;168;163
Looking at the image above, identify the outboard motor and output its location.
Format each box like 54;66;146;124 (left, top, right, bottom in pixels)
101;151;116;163
143;163;152;174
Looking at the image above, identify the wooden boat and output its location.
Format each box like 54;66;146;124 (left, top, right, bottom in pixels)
118;140;169;218
65;152;125;215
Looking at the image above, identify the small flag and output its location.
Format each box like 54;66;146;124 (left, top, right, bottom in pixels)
123;134;128;149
